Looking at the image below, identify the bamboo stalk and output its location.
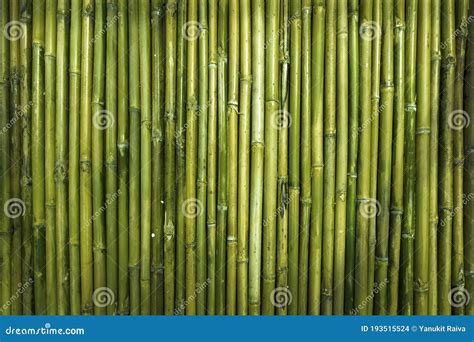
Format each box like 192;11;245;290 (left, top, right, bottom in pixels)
308;0;325;316
128;0;141;315
196;0;209;316
55;0;70;315
344;0;358;314
374;0;394;315
117;0;129;316
452;0;469;316
105;0;119;315
226;0;239;315
31;0;46;314
297;0;311;315
20;0;34;315
333;0;348;315
216;0;228;315
44;0;57;315
249;0;265;315
387;0;405;315
91;0;106;316
288;0;301;316
9;0;23;316
438;0;455;315
354;0;373;315
237;0;251;316
206;0;217;315
68;0;82;315
164;0;177;315
400;0;417;315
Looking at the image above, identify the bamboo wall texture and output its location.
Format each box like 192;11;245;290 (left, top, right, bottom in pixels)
0;0;473;316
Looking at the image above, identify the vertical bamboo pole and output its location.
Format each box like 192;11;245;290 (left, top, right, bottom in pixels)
31;0;46;314
387;0;405;315
117;0;129;315
333;0;348;315
206;0;217;315
105;0;119;315
248;0;265;315
237;0;251;316
308;0;325;316
400;0;417;315
297;0;311;315
68;0;82;315
344;0;358;314
226;0;239;315
55;0;70;315
91;0;106;316
128;0;141;315
288;0;301;316
438;0;455;315
164;0;177;315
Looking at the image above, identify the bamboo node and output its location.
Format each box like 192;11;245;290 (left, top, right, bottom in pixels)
54;163;68;183
414;279;429;293
130;107;141;115
405;103;417;112
401;233;414;240
415;127;431;136
390;207;403;215
375;256;389;264
431;53;442;62
80;160;92;172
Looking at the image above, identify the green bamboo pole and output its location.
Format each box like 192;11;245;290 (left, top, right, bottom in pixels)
414;0;431;315
150;0;165;316
428;0;440;316
105;0;119;315
438;0;455;315
333;0;348;315
216;0;228;315
344;0;358;314
374;0;394;315
117;0;129;316
322;0;337;315
248;0;265;315
276;0;289;316
9;0;23;316
128;0;141;316
55;0;70;315
68;0;82;315
20;0;34;315
0;0;11;316
31;0;46;314
387;0;405;315
44;0;57;315
262;0;280;315
226;0;239;315
175;0;186;313
79;0;94;316
367;0;381;315
308;0;325;316
91;0;106;316
184;0;198;316
297;0;311;315
197;0;209;316
288;0;301;316
400;0;417;315
237;0;251;316
452;0;468;316
164;0;177;315
206;0;217;315
354;0;373;315
138;0;152;315
464;0;474;316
